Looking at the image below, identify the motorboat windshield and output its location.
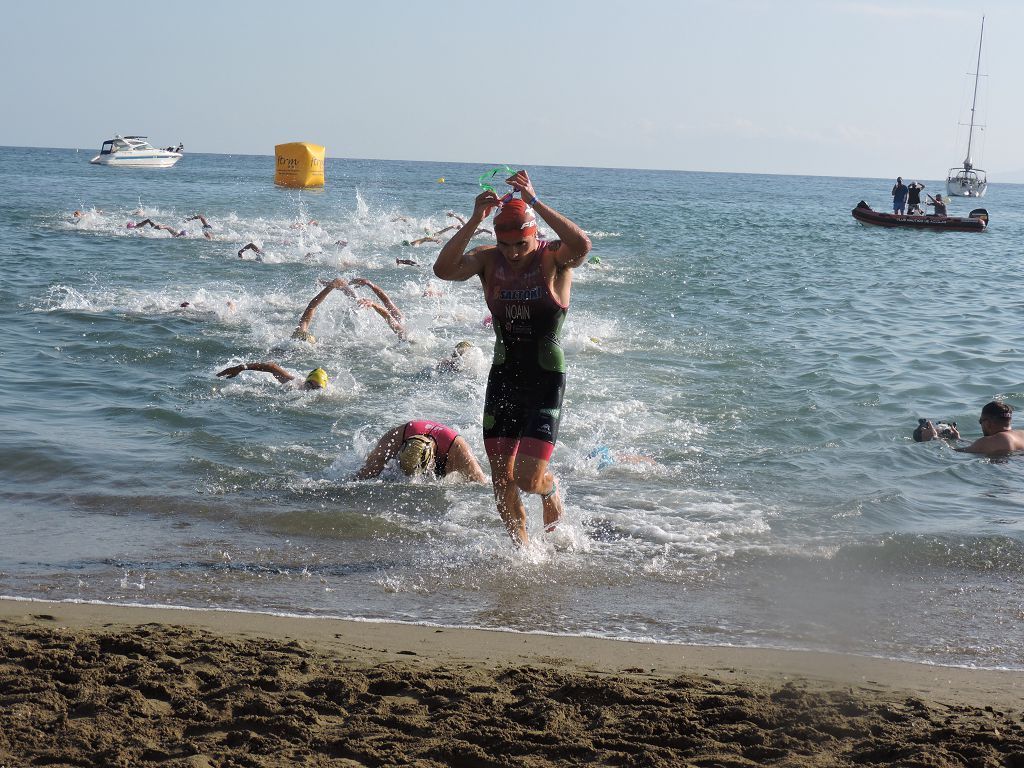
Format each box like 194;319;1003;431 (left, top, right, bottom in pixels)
98;136;157;155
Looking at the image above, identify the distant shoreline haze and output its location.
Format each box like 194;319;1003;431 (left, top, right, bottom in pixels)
3;144;1021;184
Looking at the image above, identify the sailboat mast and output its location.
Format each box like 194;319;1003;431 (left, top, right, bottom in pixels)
964;16;985;167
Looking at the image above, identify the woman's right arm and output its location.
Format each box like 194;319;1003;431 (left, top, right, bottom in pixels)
355;426;406;479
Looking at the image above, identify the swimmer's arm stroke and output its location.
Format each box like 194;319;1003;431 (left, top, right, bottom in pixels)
352;278;403;321
295;278;356;333
357;299;408;341
216;361;295;384
433;190;498;281
319;277;358;299
354;426;406;480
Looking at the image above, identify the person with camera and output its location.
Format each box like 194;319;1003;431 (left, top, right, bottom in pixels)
956;401;1024;455
906;182;925;214
917;401;1024;456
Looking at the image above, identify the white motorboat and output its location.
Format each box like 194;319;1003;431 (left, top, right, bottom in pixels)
89;135;183;168
945;17;987;198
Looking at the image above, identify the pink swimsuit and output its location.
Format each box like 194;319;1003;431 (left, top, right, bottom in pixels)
402;420;459;475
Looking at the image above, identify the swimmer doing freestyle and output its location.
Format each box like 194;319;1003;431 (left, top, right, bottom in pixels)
433;169;591;546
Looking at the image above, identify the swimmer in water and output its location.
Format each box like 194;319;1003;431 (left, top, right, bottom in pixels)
397;215;489;248
355;420;487;483
237;242;263;259
179;299;237;312
587;446;657;469
447;212;493;236
433;169;592;546
915;400;1024;457
402;235;442;247
127;219;187;237
216;363;329;390
291;278;358;343
184;214;215;240
350;278;407;341
435;341;475;374
941;401;1024;456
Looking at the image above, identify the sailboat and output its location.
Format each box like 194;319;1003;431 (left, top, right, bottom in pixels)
945;17;987;198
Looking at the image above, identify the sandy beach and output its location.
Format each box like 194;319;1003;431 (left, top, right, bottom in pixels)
0;598;1022;767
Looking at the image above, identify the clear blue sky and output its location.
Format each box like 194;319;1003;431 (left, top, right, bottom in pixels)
4;0;1019;180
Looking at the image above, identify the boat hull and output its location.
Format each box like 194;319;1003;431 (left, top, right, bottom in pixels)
945;178;987;198
851;202;987;232
90;153;182;168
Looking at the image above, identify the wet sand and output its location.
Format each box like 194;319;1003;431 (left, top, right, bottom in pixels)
1;598;1023;767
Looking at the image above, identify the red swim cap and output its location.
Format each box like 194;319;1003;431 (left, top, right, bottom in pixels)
493;199;537;239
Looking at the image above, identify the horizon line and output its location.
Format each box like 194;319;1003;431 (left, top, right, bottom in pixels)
3;143;1022;185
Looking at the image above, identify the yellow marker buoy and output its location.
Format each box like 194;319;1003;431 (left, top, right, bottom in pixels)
274;142;325;188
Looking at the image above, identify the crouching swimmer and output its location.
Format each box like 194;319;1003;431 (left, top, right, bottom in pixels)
355;420;487;483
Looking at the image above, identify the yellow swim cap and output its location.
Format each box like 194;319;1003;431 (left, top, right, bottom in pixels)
305;368;329;389
398;435;435;476
292;328;316;343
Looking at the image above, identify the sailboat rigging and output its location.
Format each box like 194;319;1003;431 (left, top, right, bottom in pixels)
946;16;987;198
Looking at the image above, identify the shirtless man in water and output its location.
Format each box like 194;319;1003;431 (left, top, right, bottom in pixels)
432;169;591;546
919;400;1024;456
955;401;1024;455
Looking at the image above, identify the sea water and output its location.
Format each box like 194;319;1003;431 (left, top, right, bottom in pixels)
1;146;1022;669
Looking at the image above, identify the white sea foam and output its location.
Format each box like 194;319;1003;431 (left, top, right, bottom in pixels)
7;154;1024;670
